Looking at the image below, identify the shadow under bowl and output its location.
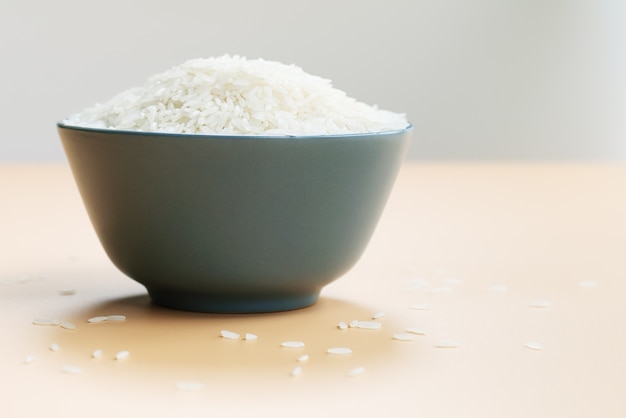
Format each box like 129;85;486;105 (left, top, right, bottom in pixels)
57;123;412;313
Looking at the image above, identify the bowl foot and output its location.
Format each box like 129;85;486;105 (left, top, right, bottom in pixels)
147;288;320;313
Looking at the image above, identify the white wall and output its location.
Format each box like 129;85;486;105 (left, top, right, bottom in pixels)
1;0;624;162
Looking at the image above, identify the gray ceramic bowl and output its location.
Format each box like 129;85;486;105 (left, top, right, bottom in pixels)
57;123;412;313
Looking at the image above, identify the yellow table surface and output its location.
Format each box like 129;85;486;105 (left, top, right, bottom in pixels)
1;163;625;417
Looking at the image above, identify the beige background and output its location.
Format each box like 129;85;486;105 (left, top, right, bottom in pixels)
1;0;625;162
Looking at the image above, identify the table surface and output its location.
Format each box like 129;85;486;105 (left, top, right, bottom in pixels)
1;163;625;418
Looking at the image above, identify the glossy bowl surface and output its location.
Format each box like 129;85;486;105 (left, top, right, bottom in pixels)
58;123;412;312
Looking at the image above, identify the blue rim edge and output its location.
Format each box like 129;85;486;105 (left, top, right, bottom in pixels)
57;121;413;141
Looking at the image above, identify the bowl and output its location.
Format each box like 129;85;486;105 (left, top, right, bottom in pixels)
57;123;412;313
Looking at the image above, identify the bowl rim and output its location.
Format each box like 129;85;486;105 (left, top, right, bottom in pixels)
57;121;413;140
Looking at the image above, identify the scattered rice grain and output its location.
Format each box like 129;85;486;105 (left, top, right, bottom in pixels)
349;320;359;328
297;354;309;363
410;304;430;311
434;341;461;349
347;367;365;377
24;355;37;365
61;365;83;375
49;343;59;352
281;341;305;349
32;318;61;326
405;327;426;335
337;321;348;330
372;311;385;319
87;316;108;323
327;347;352;355
60;322;76;330
392;332;416;342
525;341;544;351
220;330;240;340
92;349;103;359
290;366;303;377
115;350;130;360
529;300;551;308
244;333;258;341
356;321;382;330
106;315;127;322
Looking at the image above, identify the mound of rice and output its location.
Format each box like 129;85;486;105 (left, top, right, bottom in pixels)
64;55;409;136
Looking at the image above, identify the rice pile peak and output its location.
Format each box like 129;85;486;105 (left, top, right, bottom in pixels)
64;55;409;136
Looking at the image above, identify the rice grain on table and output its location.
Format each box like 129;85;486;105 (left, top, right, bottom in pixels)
220;330;240;340
347;367;365;377
529;300;551;308
525;341;544;351
392;332;416;342
405;327;426;335
327;347;352;355
60;322;76;330
64;55;409;136
372;311;386;319
87;316;108;323
115;350;130;360
434;341;461;349
281;341;305;349
32;318;60;326
356;321;382;330
290;366;303;377
61;365;83;375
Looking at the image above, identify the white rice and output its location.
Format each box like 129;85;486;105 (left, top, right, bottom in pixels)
281;341;305;349
528;300;551;308
405;327;426;335
32;318;61;326
326;347;352;355
392;332;415;342
220;330;240;340
64;55;409;136
525;341;544;351
356;321;383;330
87;316;108;323
434;341;461;349
61;365;83;375
290;366;303;377
60;321;76;330
347;367;365;377
115;350;130;360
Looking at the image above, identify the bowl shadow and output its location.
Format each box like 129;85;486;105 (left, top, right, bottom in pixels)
52;292;410;393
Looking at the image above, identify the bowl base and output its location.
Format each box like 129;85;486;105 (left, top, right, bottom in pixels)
147;288;320;313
